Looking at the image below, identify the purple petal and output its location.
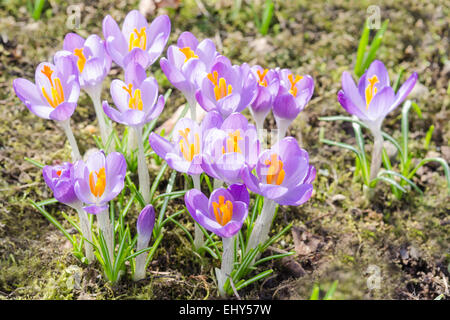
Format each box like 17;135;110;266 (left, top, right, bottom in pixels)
227;184;250;206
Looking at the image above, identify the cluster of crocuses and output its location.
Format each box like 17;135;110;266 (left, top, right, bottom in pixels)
13;9;316;292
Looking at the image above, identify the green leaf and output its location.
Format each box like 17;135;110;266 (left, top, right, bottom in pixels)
323;280;339;300
408;158;450;194
24;157;45;169
354;19;370;77
235;269;273;291
361;19;389;72
259;0;274;36
309;284;320;300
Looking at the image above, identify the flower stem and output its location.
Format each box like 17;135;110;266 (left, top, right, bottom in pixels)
74;205;94;263
133;236;150;281
216;236;236;297
97;209;114;264
369;129;384;182
135;126;150;204
191;174;204;249
213;178;223;189
85;85;112;152
246;198;276;255
60;119;81;161
187;97;197;123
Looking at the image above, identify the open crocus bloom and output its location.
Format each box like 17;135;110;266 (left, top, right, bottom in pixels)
74;151;126;214
242;137;315;206
55;33;111;90
102;62;164;128
185;184;249;238
249;66;279;126
272;68;314;132
149;112;222;175
160;31;218;107
102;10;170;69
338;60;418;131
13;55;80;121
201;112;260;185
195;59;257;119
43;162;79;207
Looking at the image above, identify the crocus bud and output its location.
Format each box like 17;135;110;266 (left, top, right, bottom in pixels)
137;204;156;245
134;204;156;281
42;162;79;207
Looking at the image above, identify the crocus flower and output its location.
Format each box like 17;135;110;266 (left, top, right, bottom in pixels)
102;10;171;69
13;55;80;121
149;111;222;175
160;31;218;108
55;33;111;90
102;62;165;128
201;112;260;185
242;137;315;206
43;161;95;263
184;184;249;238
249;66;279;129
134;204;156;281
337;60;418;131
195;59;258;119
42;162;79;207
272;68;314;137
74;150;127;214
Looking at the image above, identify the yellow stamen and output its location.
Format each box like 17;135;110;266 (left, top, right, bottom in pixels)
288;73;303;97
122;84;143;111
212;195;233;226
222;130;243;154
365;75;379;109
207;71;219;86
89;167;106;198
179;47;199;63
265;153;285;185
41;66;65;108
257;69;268;87
73;48;86;73
129;27;147;52
212;77;233;101
178;128;200;161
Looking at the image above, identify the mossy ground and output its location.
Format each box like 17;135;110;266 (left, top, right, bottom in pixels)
0;0;449;300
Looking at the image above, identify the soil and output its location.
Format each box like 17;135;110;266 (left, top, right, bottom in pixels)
0;0;449;300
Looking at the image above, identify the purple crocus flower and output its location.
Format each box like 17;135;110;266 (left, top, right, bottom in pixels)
242;137;315;206
102;10;171;69
102;62;165;128
149;111;222;175
195;59;258;119
55;33;111;90
338;60;418;131
137;204;156;245
160;31;218;107
13;55;80;121
184;184;249;238
201;112;260;185
42;162;79;207
249;66;279;128
74;150;127;214
272;68;314;136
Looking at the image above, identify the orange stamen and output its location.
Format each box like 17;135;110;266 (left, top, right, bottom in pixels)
265;153;285;185
89;167;106;198
179;47;199;63
365;75;379;109
178;128;200;161
212;195;233;226
129;27;147;51
288;73;303;97
222;130;243;154
257;69;268;87
40;65;65;108
122;84;143;111
73;48;86;73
